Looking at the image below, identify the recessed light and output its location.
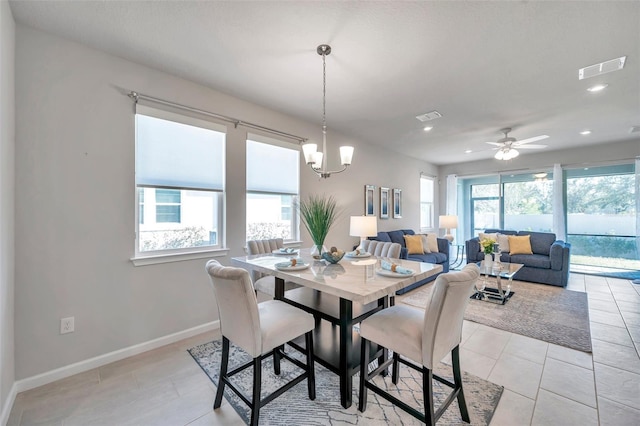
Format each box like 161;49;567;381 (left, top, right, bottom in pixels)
423;126;433;132
587;84;608;92
464;149;472;154
580;130;592;135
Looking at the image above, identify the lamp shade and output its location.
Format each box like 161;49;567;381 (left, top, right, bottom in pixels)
439;215;458;229
350;216;378;238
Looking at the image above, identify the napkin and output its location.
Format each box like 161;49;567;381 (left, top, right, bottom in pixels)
275;258;306;268
346;248;368;256
380;260;412;275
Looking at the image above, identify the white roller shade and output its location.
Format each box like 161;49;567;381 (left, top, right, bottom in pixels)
247;140;299;194
136;112;225;191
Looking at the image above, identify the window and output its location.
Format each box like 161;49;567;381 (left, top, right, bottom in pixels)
135;105;225;255
420;175;435;230
246;136;299;241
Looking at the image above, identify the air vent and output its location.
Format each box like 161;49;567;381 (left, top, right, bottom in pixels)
416;111;442;122
630;126;640;134
578;56;626;80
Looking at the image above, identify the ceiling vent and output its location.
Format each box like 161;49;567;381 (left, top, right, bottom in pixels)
630;126;640;134
416;111;442;122
579;56;626;80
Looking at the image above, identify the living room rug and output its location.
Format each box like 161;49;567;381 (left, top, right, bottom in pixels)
189;340;503;425
402;279;592;353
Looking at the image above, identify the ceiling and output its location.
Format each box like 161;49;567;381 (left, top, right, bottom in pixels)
9;1;640;165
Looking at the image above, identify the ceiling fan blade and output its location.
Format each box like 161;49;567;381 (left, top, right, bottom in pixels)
514;135;549;145
518;144;547;149
485;142;503;146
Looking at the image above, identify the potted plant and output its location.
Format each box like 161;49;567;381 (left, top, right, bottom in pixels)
298;194;340;259
480;237;496;266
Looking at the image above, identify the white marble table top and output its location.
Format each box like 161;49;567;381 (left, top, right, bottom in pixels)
232;250;443;305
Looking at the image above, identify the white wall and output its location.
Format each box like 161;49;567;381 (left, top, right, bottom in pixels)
0;0;15;420
14;25;437;381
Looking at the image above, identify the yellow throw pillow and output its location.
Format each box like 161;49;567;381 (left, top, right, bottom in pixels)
404;235;424;255
508;235;533;255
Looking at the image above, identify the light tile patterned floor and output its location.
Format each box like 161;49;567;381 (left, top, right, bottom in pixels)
7;274;640;425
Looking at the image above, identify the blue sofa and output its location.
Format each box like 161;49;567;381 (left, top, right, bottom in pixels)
465;229;571;287
369;229;449;294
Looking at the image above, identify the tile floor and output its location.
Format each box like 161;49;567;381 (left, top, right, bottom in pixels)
7;273;640;425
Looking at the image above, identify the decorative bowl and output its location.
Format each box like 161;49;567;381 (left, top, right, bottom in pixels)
321;249;345;264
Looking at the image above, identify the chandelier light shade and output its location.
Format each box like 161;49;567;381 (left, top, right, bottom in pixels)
438;215;458;243
349;216;378;247
302;44;354;178
494;147;520;160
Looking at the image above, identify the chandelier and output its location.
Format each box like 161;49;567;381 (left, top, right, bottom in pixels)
302;44;354;178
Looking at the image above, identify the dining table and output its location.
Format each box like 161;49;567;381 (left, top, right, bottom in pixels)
232;249;443;409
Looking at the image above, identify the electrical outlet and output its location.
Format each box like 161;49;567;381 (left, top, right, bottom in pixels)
60;317;74;334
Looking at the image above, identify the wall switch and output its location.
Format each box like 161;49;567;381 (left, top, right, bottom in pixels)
60;317;74;334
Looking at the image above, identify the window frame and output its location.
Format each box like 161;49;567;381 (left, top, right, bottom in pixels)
133;104;227;263
419;174;435;231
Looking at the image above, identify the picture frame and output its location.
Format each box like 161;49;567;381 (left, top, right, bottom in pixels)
380;187;390;219
393;188;402;218
364;185;375;216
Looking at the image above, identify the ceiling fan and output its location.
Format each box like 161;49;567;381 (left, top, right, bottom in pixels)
486;128;549;160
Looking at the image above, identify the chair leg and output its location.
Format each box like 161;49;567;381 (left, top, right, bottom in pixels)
305;331;316;400
250;356;262;426
452;346;470;423
214;337;229;409
273;344;282;375
392;352;400;384
358;337;370;412
423;366;436;426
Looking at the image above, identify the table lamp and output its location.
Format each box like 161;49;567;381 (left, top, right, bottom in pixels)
439;215;458;243
350;216;378;248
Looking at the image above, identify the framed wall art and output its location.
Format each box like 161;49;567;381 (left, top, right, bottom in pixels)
380;187;390;219
393;188;402;218
364;185;375;216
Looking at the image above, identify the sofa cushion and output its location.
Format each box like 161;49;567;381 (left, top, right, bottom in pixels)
404;235;424;254
508;235;533;255
387;230;407;246
420;233;439;253
407;252;447;264
510;253;551;269
375;232;392;243
497;233;510;252
518;231;557;256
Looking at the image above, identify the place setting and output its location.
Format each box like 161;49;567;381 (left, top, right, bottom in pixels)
272;247;299;255
376;259;415;278
274;257;309;271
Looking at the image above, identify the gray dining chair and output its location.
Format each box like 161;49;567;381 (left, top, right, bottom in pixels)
358;263;480;425
246;238;301;296
205;259;316;426
360;240;402;258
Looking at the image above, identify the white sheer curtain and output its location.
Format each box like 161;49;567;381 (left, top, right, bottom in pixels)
552;163;566;241
446;174;459;239
636;157;640;261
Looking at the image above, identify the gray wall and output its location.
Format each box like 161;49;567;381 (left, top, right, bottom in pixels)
0;0;16;416
14;25;437;381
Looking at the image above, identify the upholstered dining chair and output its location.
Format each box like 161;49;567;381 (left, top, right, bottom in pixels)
246;238;301;296
360;240;402;259
205;260;316;426
358;263;480;425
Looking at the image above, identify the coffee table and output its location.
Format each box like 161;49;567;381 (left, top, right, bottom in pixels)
473;261;524;304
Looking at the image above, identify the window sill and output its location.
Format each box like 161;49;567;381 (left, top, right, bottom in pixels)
131;248;229;267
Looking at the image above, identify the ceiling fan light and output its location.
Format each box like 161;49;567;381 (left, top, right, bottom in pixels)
494;149;505;160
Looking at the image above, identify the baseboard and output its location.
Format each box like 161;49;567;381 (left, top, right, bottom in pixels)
14;321;219;394
1;382;18;426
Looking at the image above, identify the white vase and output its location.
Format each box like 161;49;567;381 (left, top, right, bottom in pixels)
484;253;493;269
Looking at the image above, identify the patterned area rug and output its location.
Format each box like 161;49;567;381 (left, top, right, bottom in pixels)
189;340;503;425
402;279;592;352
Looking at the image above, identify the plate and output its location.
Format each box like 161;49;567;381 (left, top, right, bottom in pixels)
345;252;371;258
275;263;309;271
272;249;299;255
376;268;415;278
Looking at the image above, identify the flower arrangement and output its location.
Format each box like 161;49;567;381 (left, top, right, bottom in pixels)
480;238;496;255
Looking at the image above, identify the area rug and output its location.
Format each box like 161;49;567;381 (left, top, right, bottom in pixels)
402;279;592;353
189;340;503;425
